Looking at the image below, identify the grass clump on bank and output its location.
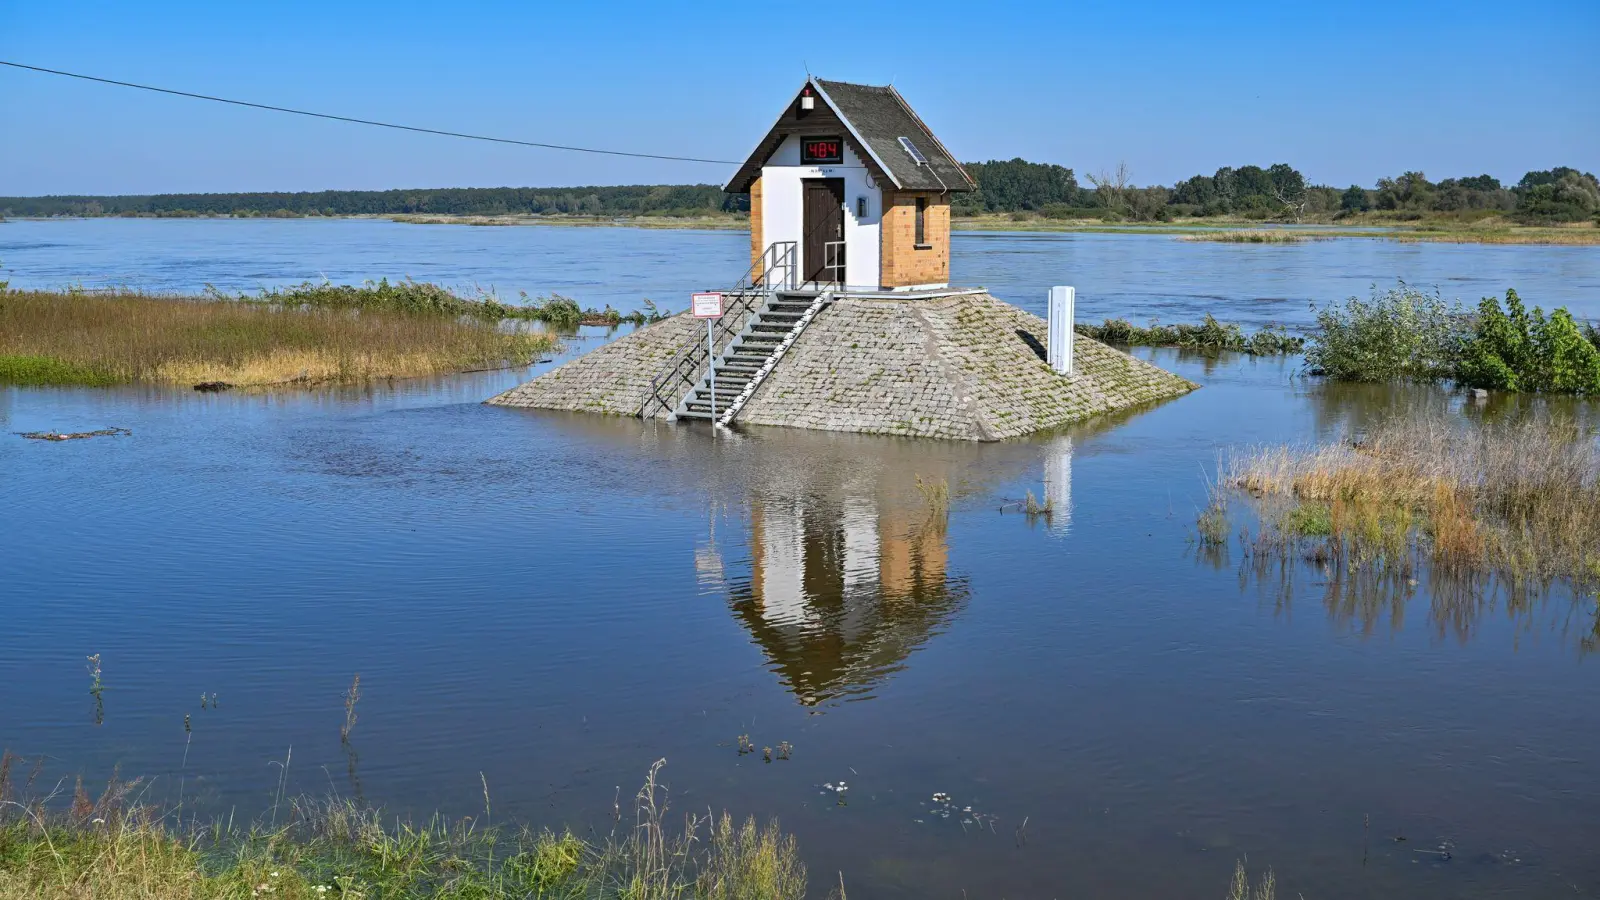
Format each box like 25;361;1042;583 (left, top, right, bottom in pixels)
1306;283;1600;394
1078;314;1305;355
0;759;807;900
0;288;557;388
1225;412;1600;589
253;279;669;328
0;354;118;387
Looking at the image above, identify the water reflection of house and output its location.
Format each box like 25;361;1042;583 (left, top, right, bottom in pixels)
730;478;964;706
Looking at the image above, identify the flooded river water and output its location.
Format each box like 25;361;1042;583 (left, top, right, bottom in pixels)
2;219;1598;898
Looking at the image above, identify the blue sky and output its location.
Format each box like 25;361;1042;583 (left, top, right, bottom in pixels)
1;0;1596;196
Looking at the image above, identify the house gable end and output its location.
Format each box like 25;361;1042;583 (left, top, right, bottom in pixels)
724;82;895;194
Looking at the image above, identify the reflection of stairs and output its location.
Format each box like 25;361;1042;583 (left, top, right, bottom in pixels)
675;291;818;422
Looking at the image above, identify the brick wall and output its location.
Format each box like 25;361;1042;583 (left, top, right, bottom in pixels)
749;175;764;272
879;191;950;288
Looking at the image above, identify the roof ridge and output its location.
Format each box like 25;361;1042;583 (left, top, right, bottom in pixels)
885;85;976;191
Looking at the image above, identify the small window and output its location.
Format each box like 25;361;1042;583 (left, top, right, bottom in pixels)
914;196;927;247
856;197;868;220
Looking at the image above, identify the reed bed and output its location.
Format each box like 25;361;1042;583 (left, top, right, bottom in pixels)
0;759;806;900
1179;230;1328;244
1225;412;1600;588
252;279;666;328
0;289;557;387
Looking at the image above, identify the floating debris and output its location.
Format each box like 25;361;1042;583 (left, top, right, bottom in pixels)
18;427;131;442
193;381;233;392
922;791;1000;831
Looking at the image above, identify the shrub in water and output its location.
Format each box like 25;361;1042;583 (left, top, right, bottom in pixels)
1305;283;1463;382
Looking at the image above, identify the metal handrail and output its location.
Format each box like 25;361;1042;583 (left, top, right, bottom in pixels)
639;241;796;419
823;240;845;287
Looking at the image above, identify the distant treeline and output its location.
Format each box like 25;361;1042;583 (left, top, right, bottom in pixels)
954;160;1600;224
0;184;746;219
3;161;1596;225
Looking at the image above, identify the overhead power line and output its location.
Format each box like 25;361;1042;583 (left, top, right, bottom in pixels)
0;60;740;166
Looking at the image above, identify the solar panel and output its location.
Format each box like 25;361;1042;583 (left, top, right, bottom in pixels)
898;136;929;166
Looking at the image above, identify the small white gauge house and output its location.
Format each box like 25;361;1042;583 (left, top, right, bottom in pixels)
724;78;976;291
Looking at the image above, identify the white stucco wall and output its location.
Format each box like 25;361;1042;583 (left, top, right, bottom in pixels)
760;135;882;290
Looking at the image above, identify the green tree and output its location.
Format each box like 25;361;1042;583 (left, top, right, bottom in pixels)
1375;172;1435;211
1340;184;1370;212
1515;169;1600;223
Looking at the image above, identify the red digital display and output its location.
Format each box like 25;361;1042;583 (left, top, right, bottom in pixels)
801;136;843;165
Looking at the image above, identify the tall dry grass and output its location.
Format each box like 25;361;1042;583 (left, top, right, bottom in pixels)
1228;412;1600;587
0;289;556;387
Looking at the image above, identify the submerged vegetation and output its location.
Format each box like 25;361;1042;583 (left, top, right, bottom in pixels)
1078;314;1305;355
1178;230;1327;244
1223;412;1600;593
1307;284;1600;394
250;279;668;328
0;759;807;900
0;287;557;388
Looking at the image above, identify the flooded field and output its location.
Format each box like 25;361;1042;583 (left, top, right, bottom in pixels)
2;219;1598;898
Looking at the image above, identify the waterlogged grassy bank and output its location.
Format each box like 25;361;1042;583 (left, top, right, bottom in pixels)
0;761;809;900
1076;315;1305;355
0;759;1279;900
0;287;559;389
1209;412;1600;592
250;279;669;329
1179;230;1331;244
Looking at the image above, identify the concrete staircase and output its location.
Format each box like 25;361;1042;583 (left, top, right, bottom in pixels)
674;292;817;422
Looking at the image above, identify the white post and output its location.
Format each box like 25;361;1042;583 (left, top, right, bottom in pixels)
1047;286;1075;375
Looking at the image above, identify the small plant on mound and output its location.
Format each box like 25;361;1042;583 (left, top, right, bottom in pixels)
1455;289;1600;395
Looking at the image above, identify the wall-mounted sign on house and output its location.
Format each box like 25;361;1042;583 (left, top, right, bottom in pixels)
725;78;976;292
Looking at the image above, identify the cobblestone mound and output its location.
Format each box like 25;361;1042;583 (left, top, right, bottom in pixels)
486;314;700;416
488;292;1197;440
737;293;1196;439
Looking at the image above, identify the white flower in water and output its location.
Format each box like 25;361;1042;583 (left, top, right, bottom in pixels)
315;887;329;895
270;871;280;878
823;783;834;790
91;818;105;825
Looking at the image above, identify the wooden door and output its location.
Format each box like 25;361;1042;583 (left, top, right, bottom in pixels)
802;178;845;284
